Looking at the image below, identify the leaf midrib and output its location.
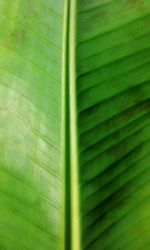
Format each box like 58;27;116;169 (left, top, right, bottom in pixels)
62;0;80;250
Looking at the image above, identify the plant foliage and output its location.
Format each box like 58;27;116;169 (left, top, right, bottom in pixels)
0;0;150;249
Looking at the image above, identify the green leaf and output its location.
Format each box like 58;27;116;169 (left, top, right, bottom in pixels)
0;0;150;250
0;1;64;249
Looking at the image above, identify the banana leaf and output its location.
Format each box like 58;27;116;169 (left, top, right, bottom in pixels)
0;0;150;249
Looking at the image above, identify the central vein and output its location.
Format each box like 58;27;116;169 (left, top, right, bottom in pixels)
62;0;80;249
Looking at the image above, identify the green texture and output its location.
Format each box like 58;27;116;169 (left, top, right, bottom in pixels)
0;0;150;250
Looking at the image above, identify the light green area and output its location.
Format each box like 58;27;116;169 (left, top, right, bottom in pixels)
0;1;64;250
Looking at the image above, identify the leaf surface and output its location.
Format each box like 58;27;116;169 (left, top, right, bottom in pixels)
0;0;150;250
0;1;64;249
76;1;150;249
